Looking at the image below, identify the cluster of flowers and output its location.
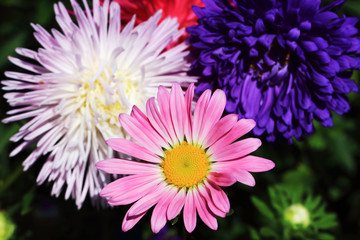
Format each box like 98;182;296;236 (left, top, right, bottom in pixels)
2;0;358;233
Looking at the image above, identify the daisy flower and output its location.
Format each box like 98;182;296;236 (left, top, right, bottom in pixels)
2;0;194;208
96;83;275;233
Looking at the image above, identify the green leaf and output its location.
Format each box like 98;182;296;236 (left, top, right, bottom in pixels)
306;195;321;212
312;214;338;229
260;227;279;239
0;32;26;67
317;233;335;240
226;208;234;217
251;196;275;220
249;227;261;240
21;188;35;215
171;215;179;225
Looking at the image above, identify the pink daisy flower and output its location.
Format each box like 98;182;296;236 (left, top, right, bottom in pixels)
96;83;275;233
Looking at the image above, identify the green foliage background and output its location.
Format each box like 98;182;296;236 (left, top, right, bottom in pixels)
0;0;359;239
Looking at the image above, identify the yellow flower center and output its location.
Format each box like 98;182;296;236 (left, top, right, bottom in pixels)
161;142;210;188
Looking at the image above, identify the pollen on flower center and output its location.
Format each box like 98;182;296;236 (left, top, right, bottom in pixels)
161;142;210;188
75;68;140;126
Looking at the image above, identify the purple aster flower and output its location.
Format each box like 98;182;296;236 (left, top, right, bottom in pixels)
187;0;360;142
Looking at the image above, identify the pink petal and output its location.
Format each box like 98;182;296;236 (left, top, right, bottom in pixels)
100;175;147;197
130;106;169;149
192;89;211;144
232;169;256;187
193;189;218;230
167;188;186;220
119;113;164;156
213;156;275;173
146;97;173;144
100;174;154;198
151;187;177;233
198;184;226;218
96;158;160;175
203;114;238;148
157;86;179;145
205;181;230;214
106;138;161;163
107;177;163;205
128;182;168;217
184;83;194;143
122;209;147;232
183;189;197;233
210;138;262;161
170;83;186;142
207;119;256;155
198;89;226;146
130;105;149;128
208;172;237;187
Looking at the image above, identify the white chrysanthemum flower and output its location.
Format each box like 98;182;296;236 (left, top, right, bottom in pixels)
2;0;194;208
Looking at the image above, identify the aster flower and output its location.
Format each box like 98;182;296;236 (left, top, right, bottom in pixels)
2;0;194;208
100;0;204;47
252;184;338;239
188;0;360;142
96;83;275;233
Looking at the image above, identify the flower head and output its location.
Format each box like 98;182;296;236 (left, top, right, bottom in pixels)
284;204;310;229
2;0;194;208
252;184;338;239
100;0;204;47
96;83;274;233
188;0;360;142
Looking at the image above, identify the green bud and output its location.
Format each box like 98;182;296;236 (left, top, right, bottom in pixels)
284;204;310;229
0;212;15;240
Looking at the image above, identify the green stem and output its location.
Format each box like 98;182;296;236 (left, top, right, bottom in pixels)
0;164;24;195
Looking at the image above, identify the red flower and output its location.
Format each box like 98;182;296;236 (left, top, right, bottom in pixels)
101;0;204;47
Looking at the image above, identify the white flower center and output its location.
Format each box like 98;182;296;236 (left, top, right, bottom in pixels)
284;204;310;228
